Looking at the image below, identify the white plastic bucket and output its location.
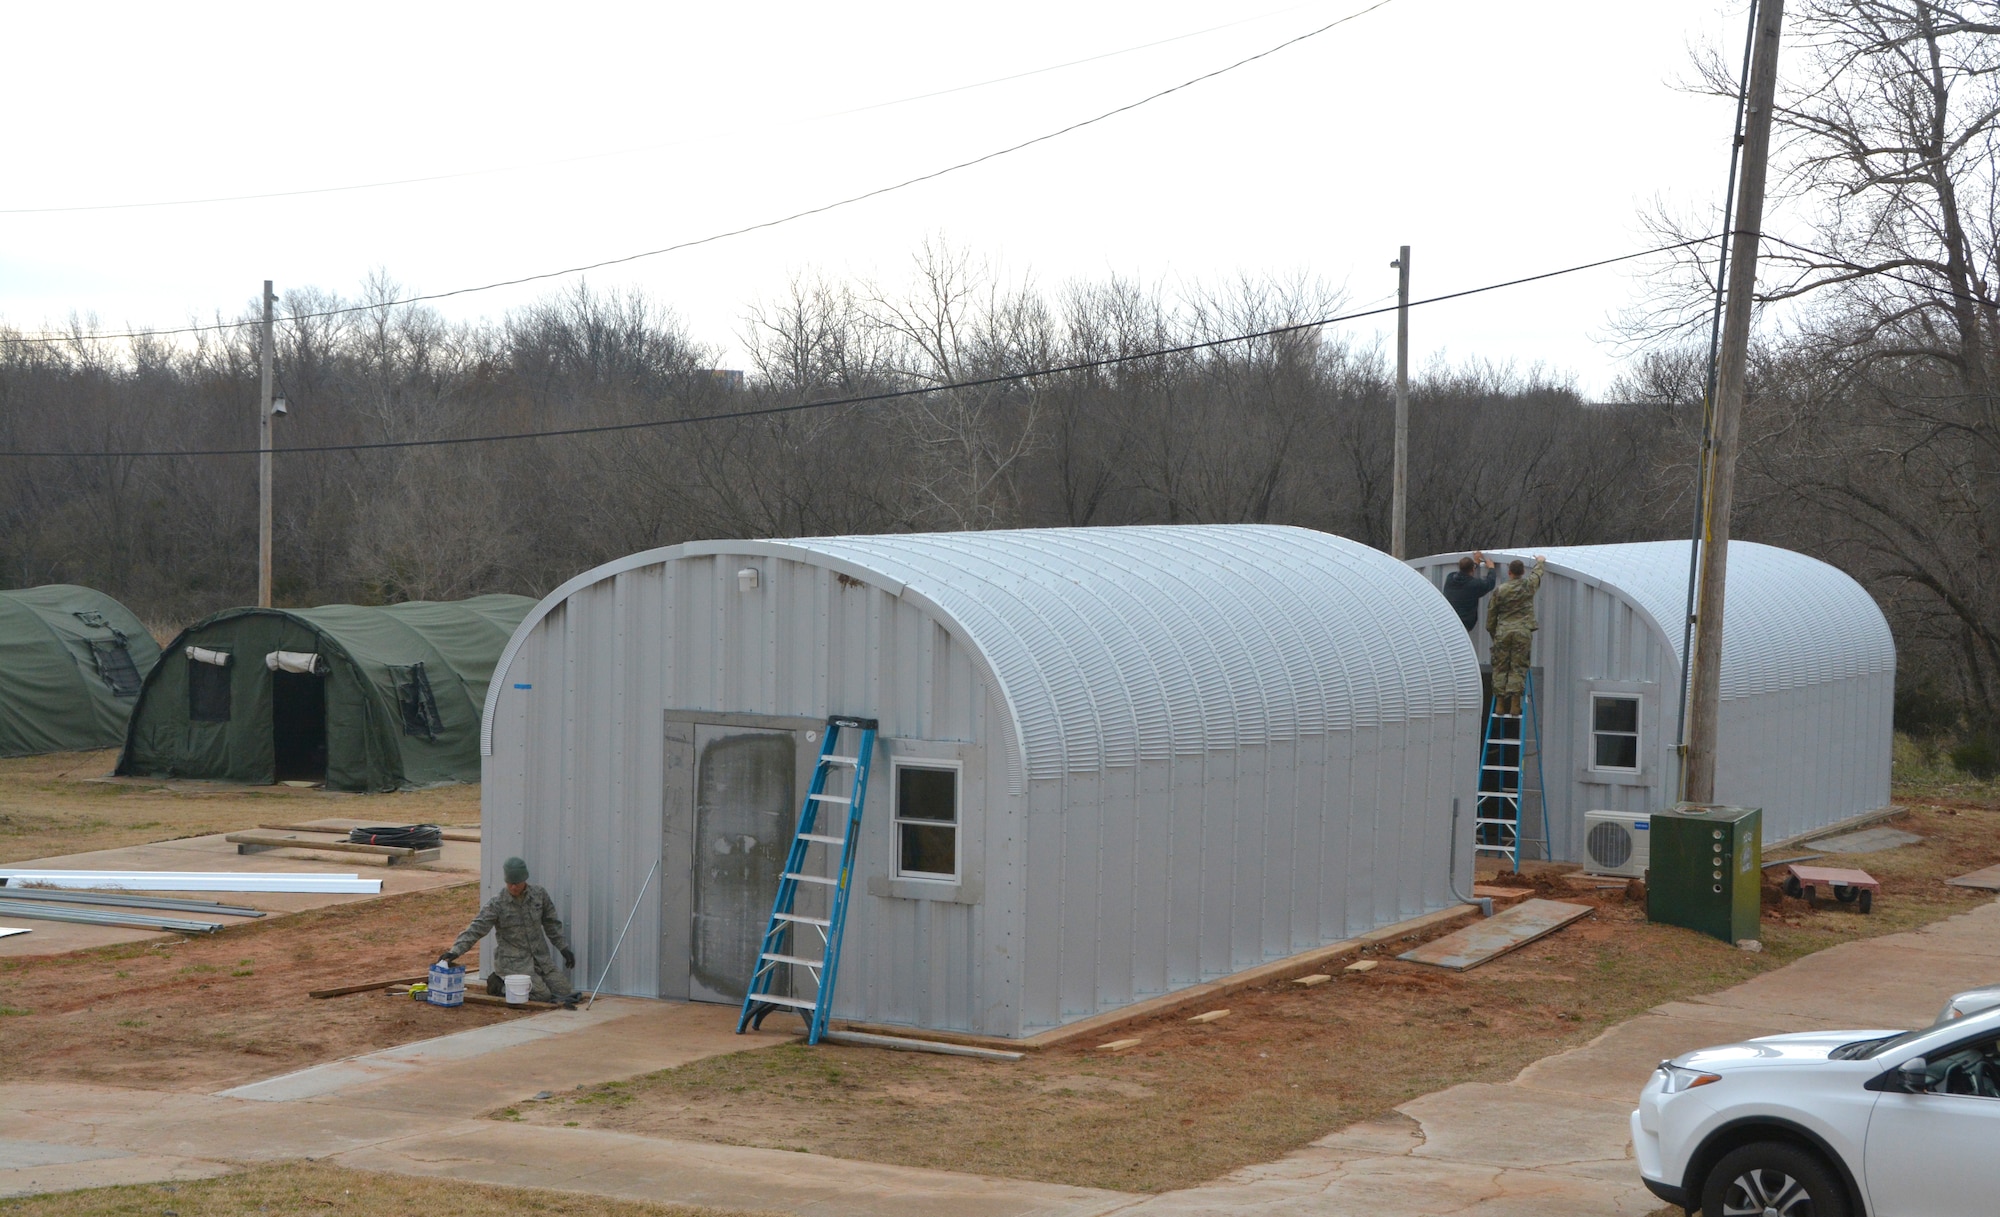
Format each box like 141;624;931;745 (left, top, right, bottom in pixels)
503;973;531;1004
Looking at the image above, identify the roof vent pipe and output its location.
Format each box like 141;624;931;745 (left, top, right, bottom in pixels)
1449;797;1493;917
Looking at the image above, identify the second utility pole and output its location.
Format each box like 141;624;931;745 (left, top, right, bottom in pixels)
257;280;275;609
1684;0;1785;803
1391;245;1410;559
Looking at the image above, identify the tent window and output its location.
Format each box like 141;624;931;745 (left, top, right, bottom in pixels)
394;663;444;741
91;637;143;698
188;660;231;723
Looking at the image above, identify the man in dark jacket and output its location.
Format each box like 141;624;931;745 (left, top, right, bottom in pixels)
1441;552;1496;631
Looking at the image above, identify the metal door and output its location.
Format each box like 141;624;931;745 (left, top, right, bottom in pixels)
689;724;796;1003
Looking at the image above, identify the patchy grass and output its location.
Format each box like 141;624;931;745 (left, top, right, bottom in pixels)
0;1160;766;1216
530;801;1999;1193
0;748;479;864
0;883;526;1091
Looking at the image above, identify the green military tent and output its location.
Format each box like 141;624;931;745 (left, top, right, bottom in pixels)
0;585;163;757
117;594;533;791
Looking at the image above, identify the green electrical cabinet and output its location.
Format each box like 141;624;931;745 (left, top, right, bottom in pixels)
1646;803;1762;943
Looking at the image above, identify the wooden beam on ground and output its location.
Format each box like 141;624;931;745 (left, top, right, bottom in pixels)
310;974;430;999
257;823;481;843
1397;899;1591;971
228;833;440;865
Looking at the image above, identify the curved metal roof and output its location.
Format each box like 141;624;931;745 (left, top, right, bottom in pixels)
485;525;1481;790
1444;541;1894;698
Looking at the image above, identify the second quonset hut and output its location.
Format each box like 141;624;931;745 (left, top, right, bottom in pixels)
481;525;1481;1039
1411;541;1894;858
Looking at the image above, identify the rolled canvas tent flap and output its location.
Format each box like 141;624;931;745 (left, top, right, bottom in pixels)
264;650;324;674
0;585;162;757
118;594;532;791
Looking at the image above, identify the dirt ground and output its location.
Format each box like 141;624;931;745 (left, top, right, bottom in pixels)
0;749;481;865
0;883;532;1092
0;1161;764;1217
526;799;2000;1194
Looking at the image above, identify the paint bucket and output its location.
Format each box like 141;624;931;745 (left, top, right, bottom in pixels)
503;973;531;1004
425;961;464;1008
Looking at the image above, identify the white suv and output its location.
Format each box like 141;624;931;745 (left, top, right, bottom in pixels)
1634;1003;2000;1215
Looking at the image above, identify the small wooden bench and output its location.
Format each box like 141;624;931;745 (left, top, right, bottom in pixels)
1784;864;1879;913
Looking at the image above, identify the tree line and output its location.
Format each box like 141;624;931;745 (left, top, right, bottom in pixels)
2;1;1995;763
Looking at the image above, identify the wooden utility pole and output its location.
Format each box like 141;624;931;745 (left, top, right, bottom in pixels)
1391;245;1410;559
257;280;275;609
1684;0;1784;803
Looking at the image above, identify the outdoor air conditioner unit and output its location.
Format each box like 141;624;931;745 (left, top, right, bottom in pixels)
1583;810;1652;878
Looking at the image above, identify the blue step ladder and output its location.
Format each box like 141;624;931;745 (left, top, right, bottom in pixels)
737;715;878;1045
1475;670;1551;872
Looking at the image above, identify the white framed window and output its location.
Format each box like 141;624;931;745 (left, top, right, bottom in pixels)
892;759;960;881
1591;694;1641;772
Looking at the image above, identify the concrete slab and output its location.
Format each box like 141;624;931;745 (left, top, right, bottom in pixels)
1511;1013;1805;1102
0;1137;128;1169
1805;826;1923;853
1397;1082;1635;1171
0;1154;233;1200
0;830;478;956
1674;936;1996;1028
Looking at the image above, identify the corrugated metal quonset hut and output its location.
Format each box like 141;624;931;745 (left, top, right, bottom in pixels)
0;585;163;757
1410;541;1894;856
481;525;1482;1039
118;595;534;791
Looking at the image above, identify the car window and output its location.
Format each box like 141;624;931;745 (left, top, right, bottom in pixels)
1836;1029;1926;1060
1918;1035;2000;1099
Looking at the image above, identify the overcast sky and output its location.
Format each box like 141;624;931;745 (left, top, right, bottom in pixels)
2;1;1748;395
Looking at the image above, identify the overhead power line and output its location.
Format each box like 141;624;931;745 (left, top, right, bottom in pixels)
0;236;1716;460
7;0;1398;346
0;0;1345;216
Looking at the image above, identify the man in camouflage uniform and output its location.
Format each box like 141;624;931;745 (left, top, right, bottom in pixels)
441;856;578;1006
1485;555;1545;717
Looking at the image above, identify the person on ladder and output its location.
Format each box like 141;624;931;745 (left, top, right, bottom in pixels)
1486;555;1545;716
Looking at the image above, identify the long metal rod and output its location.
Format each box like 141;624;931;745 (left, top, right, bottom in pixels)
0;899;220;934
585;856;659;1010
1675;0;1763;791
0;888;263;916
0;871;376;894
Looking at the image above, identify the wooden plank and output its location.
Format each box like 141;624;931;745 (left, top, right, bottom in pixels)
257;822;481;843
226;832;418;857
310;973;429;998
1948;863;2000;891
239;845;396;867
1397;899;1591;971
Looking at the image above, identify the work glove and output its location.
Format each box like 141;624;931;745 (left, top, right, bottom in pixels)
561;947;576;969
438;950;458;965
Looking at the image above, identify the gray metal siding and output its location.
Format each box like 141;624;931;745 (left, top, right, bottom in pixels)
1413;543;1895;862
486;526;1481;1039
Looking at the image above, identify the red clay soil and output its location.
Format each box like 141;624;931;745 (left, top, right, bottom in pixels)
0;883;532;1092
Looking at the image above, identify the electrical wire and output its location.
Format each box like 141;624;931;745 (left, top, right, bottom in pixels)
0;235;1716;460
0;0;1346;216
5;0;1399;346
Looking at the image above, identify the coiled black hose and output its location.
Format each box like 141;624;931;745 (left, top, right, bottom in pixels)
347;824;444;850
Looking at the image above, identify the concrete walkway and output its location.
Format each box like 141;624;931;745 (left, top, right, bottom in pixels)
1;902;1994;1215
